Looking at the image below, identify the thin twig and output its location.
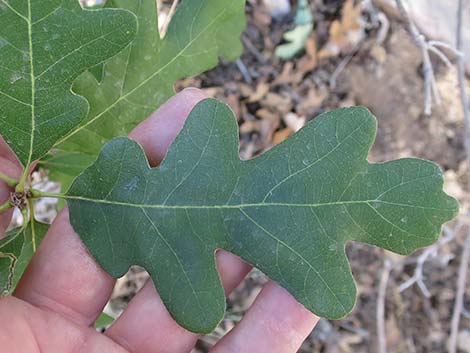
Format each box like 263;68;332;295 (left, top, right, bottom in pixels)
449;2;470;352
236;58;253;84
330;44;361;89
377;258;393;353
394;0;441;114
428;46;454;69
160;0;179;38
399;224;461;296
449;234;470;353
241;35;268;64
428;41;465;57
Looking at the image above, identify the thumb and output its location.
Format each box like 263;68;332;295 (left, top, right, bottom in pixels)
129;88;209;167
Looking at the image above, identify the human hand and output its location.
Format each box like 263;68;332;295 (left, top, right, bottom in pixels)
0;88;319;353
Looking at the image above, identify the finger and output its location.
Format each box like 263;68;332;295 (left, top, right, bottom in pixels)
104;88;253;353
105;250;251;353
14;209;116;326
129;87;210;166
13;88;217;327
0;136;22;238
210;281;319;353
0;296;129;353
0;135;22;165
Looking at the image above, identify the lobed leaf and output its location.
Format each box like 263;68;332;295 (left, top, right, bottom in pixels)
0;222;48;295
67;100;459;333
0;0;137;166
47;0;246;185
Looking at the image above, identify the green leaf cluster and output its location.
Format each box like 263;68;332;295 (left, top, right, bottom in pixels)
0;0;459;335
46;0;246;189
0;0;246;294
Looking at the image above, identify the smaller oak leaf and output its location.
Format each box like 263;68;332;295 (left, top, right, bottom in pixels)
49;0;246;176
0;222;48;295
0;0;137;166
67;99;459;333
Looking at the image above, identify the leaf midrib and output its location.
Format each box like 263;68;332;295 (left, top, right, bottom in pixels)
1;0;38;167
25;0;36;169
64;195;453;212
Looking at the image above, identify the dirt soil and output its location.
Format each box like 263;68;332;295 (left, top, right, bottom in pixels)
105;1;470;352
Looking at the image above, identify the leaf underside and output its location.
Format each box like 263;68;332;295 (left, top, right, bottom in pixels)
44;0;246;186
0;222;48;295
0;0;137;166
67;99;459;333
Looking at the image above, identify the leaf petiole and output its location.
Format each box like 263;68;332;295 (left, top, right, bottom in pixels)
28;199;37;252
15;169;29;193
0;172;18;188
31;190;67;200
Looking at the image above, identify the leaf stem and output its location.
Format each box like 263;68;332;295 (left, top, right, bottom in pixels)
0;201;12;212
31;190;67;200
16;168;29;193
28;199;36;252
0;172;18;188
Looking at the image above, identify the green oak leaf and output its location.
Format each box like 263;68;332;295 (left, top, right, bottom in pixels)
0;0;137;166
66;99;458;333
1;221;48;295
46;0;246;185
39;152;97;194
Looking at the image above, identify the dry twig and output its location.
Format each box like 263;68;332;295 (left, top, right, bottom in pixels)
399;224;462;296
449;2;470;352
377;258;393;353
394;0;463;115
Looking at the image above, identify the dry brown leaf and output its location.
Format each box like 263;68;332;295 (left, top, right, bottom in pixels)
273;37;318;86
338;333;364;353
273;62;295;86
298;88;328;113
262;92;293;113
222;94;241;119
318;0;364;59
239;83;254;98
256;108;281;125
297;36;318;72
248;82;270;102
272;127;293;144
259;119;277;144
240;120;261;134
201;87;222;98
253;6;272;28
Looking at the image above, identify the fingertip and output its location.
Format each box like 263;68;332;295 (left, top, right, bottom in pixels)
129;88;209;166
260;281;320;332
211;281;319;353
216;250;252;294
0;135;21;167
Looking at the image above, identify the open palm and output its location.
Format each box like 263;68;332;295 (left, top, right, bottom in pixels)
0;89;318;353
